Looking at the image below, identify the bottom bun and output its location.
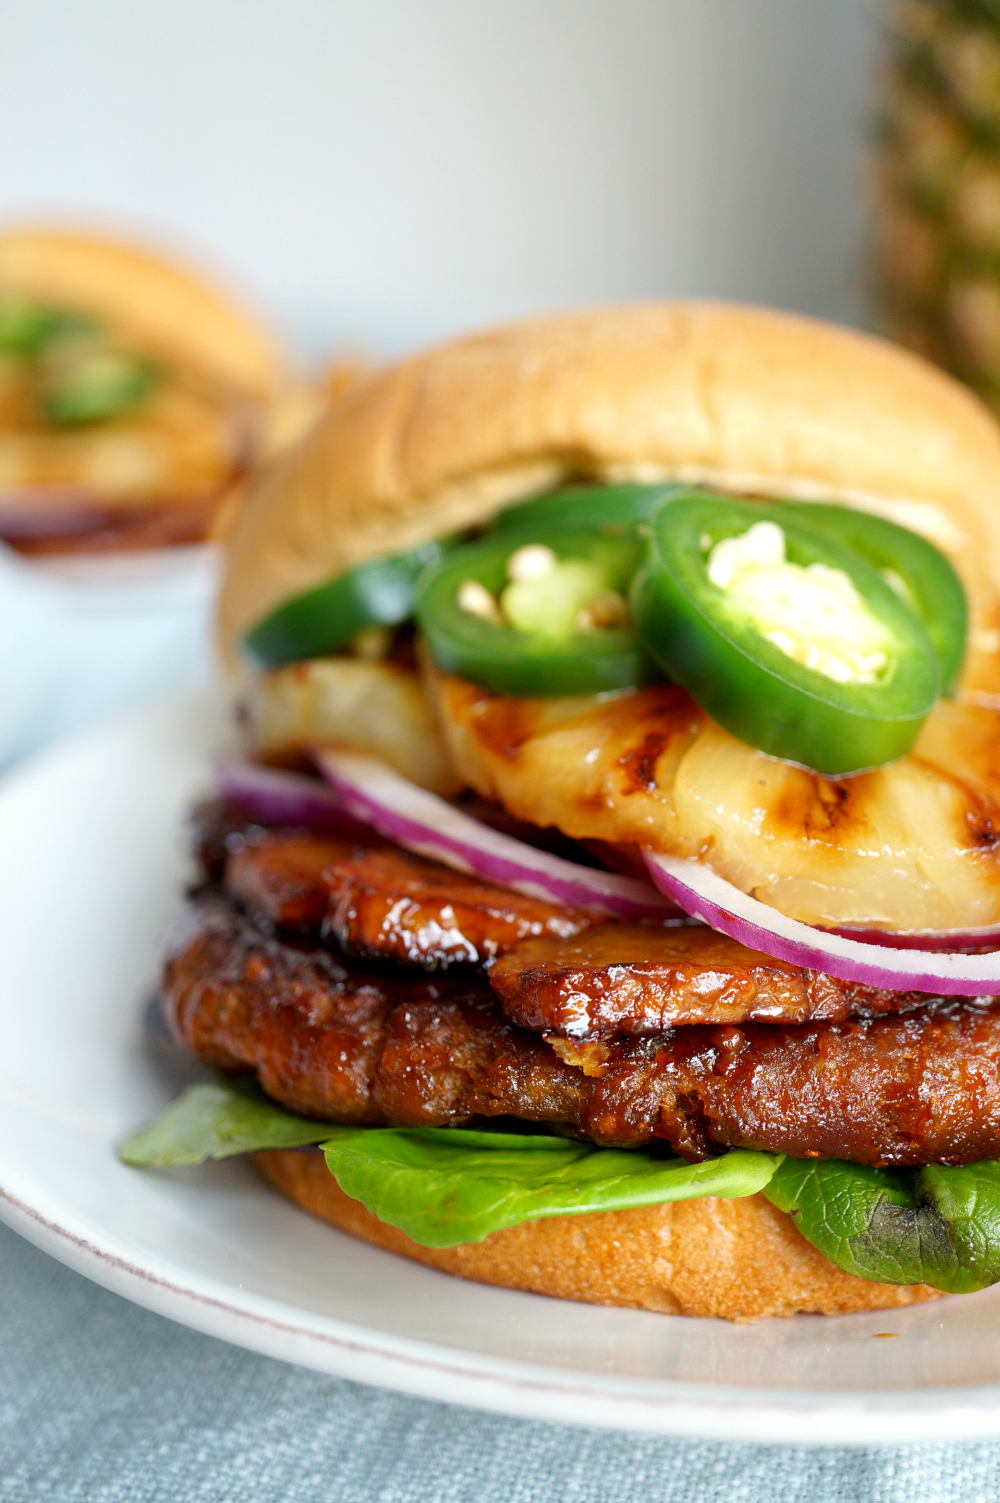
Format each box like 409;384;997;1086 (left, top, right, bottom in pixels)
252;1149;942;1322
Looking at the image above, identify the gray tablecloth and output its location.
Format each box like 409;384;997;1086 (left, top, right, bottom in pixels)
1;1221;998;1503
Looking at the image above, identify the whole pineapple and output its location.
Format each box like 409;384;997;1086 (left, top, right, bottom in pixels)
874;0;1000;410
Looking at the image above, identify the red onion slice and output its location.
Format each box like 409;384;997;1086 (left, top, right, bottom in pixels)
643;850;1000;995
829;924;1000;952
0;488;107;538
314;748;678;919
215;760;369;836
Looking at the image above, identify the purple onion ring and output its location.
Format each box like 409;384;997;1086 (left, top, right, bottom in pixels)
643;849;1000;995
313;748;677;920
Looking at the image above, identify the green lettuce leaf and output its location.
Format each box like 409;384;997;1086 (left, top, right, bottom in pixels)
763;1158;1000;1294
321;1124;779;1247
120;1079;1000;1285
118;1077;334;1165
118;1075;779;1246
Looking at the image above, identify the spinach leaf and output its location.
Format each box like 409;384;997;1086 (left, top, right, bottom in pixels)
122;1078;1000;1278
763;1157;1000;1293
321;1125;779;1247
119;1075;779;1247
915;1161;1000;1290
118;1077;334;1165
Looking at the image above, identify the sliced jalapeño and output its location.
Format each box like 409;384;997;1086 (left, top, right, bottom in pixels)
416;529;658;697
631;491;941;775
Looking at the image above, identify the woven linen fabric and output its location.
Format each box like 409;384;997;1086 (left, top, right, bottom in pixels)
1;1223;998;1503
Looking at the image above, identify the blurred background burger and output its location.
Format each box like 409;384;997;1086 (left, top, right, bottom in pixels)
0;225;291;555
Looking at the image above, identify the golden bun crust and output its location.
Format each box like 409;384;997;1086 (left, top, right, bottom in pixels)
219;301;1000;659
0;224;286;399
253;1149;941;1322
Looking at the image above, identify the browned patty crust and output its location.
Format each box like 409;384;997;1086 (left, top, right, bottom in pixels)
226;834;368;929
488;923;928;1035
324;847;598;967
164;892;586;1128
203;802;598;965
163;890;1000;1166
209;813;935;1027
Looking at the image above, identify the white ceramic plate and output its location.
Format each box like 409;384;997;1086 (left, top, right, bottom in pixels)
5;693;1000;1447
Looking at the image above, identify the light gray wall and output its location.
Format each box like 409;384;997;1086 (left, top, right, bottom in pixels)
0;1;878;355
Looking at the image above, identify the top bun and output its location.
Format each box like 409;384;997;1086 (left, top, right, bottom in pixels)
0;224;286;400
219;301;1000;661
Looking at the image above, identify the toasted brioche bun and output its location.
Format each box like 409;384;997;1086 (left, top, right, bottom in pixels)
220;301;1000;662
253;1149;940;1322
0;224;286;399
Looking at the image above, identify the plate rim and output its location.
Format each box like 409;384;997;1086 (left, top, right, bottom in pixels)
6;691;1000;1447
9;1173;1000;1448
